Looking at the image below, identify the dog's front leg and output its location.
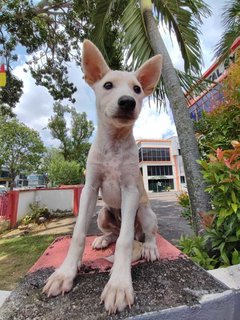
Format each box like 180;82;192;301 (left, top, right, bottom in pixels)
43;184;99;297
101;186;139;314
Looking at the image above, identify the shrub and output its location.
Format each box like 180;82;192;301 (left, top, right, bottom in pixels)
177;192;190;208
22;204;51;225
179;142;240;269
178;235;217;270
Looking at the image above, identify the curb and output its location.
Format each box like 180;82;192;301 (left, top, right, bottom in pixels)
129;290;239;320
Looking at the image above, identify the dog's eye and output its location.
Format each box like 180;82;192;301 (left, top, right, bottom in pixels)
133;85;141;94
103;82;113;90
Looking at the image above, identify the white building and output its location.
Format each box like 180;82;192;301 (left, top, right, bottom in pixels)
137;136;186;192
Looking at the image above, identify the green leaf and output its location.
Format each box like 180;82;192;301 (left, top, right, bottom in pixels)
231;203;238;214
232;249;240;265
231;191;237;204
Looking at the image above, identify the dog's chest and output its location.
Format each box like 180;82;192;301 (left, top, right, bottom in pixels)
101;158;122;208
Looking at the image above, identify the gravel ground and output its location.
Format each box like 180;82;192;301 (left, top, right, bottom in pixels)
0;258;226;320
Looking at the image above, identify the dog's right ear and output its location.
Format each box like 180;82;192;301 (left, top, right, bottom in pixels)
82;40;110;86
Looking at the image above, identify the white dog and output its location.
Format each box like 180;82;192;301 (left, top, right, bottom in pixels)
43;40;162;314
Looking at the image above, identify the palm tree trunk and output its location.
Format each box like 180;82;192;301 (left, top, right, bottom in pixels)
140;0;211;234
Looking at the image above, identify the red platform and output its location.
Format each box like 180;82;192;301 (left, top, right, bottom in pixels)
29;234;183;274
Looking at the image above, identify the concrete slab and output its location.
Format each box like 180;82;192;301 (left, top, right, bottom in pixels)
208;264;240;289
0;291;11;308
1;235;233;320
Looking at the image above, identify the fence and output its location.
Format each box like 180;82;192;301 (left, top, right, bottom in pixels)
0;192;9;219
0;186;83;227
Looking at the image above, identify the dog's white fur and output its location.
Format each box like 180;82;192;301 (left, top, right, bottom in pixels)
43;40;162;314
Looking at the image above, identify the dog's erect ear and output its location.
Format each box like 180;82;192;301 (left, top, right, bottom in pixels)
82;40;110;86
135;55;162;96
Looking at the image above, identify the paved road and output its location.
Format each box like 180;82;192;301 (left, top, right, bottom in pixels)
89;192;193;245
149;192;194;244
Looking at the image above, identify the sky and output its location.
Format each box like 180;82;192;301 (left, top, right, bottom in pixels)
12;0;227;148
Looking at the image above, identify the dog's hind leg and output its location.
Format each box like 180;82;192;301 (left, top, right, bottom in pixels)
92;206;120;249
137;204;160;262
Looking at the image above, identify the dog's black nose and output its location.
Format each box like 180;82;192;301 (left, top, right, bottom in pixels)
118;96;136;112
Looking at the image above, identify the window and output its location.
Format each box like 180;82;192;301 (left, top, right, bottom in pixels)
180;176;185;183
138;148;170;161
148;179;174;191
147;165;173;176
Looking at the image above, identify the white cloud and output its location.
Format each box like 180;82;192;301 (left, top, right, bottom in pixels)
134;100;177;140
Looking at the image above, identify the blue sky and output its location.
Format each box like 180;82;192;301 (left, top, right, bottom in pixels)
13;0;227;147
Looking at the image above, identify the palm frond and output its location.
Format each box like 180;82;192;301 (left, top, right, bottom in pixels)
90;0;119;59
153;0;211;74
214;0;240;59
121;0;153;70
176;69;214;97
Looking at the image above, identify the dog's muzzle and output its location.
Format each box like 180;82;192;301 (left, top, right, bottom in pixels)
114;96;136;121
118;96;136;113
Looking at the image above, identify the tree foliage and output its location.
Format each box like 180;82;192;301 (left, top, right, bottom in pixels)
48;152;82;186
195;57;240;156
0;0;125;114
47;102;94;168
0;117;46;187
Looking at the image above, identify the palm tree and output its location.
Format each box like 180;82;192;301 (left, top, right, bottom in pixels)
91;0;212;234
214;0;240;59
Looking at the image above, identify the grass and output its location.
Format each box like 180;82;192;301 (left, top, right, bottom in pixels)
0;235;57;290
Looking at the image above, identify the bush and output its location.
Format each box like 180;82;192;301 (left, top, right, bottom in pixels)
179;142;240;269
177;192;193;226
177;192;190;208
178;235;217;270
22;204;51;225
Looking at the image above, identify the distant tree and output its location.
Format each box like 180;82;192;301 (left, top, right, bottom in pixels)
48;152;82;186
214;0;240;60
47;102;94;168
0;118;46;188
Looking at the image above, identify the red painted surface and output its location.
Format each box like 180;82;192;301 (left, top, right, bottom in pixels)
7;191;19;227
73;186;83;216
29;234;183;274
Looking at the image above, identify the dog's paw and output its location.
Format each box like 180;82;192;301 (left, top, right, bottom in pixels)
42;267;76;297
92;235;111;249
101;279;134;314
142;241;160;262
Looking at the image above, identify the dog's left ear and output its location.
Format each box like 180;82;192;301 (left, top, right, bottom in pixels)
82;39;110;86
135;55;162;96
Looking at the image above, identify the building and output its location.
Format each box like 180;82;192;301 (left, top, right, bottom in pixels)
137;136;186;193
186;37;240;121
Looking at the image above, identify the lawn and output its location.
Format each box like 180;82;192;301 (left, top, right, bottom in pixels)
0;235;57;290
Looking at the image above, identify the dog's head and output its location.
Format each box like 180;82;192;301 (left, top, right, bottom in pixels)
82;40;162;128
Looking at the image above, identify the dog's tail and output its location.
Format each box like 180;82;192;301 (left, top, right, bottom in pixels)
105;240;143;263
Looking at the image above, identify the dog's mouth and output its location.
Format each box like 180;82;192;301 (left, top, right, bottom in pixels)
112;113;136;122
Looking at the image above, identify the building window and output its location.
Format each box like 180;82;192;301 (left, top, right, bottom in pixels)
178;149;181;155
138;148;170;161
148;179;174;192
140;167;143;176
147;165;173;176
180;176;185;183
138;148;142;162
